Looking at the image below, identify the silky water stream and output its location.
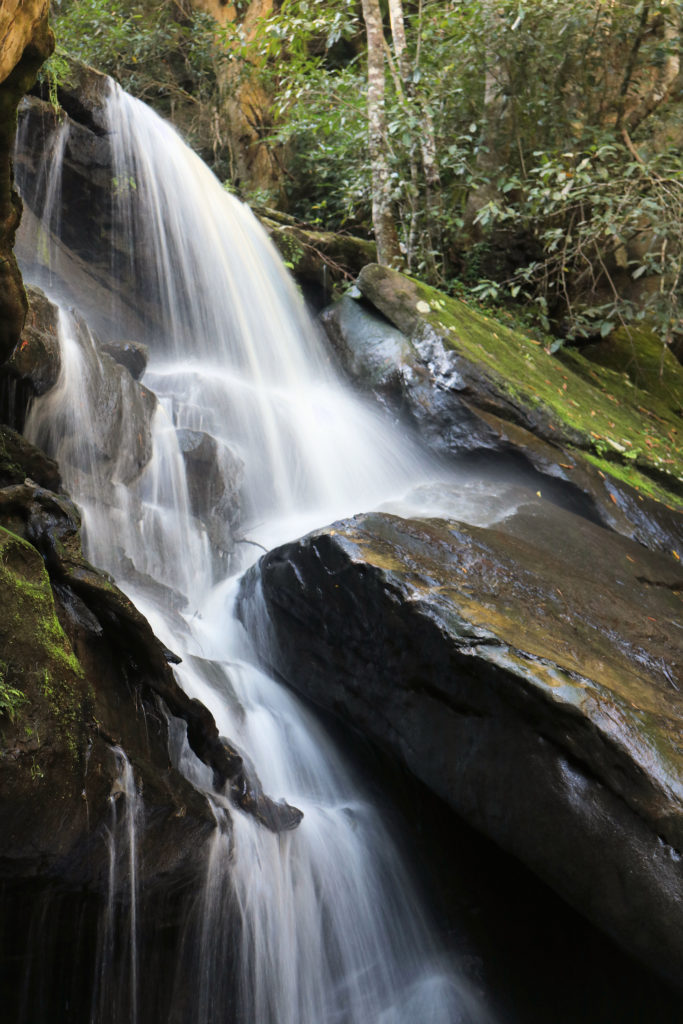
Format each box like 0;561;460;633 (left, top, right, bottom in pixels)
17;84;492;1023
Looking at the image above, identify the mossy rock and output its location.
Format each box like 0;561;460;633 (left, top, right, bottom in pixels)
257;208;376;303
574;326;683;412
0;523;91;861
355;265;682;551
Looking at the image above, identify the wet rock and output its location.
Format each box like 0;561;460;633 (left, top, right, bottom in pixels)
239;492;683;985
177;427;243;554
100;339;149;380
322;294;503;453
0;519;214;890
14;89;159;340
25;306;157;487
16;92;113;269
0;480;229;786
223;739;303;832
0;1;53;363
0;424;60;490
5;284;61;395
0;472;300;833
323;266;683;556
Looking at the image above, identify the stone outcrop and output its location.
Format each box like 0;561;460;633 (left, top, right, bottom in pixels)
100;339;149;380
1;425;300;876
177;427;244;561
0;3;51;85
14;83;157;340
0;0;52;363
322;265;682;556
239;490;683;986
257;206;376;307
0;481;214;892
6;283;61;396
2;284;158;488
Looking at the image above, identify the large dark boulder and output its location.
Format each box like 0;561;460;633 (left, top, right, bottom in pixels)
322;266;683;556
238;489;683;986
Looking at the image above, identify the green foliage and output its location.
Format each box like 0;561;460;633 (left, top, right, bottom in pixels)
50;0;221;158
474;142;683;344
39;52;71;113
48;0;683;351
0;660;25;723
240;0;683;349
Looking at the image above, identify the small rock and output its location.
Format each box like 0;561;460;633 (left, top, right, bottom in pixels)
100;340;149;380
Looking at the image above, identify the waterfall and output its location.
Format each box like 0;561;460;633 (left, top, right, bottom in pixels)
92;748;141;1024
17;82;487;1023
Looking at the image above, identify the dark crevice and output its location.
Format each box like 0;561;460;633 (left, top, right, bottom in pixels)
448;448;606;524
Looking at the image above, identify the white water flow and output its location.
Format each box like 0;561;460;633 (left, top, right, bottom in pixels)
92;747;140;1024
22;83;491;1023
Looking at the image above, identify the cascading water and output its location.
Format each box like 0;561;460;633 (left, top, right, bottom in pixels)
93;748;141;1024
18;82;489;1023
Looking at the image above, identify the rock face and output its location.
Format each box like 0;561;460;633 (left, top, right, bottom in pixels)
0;459;216;893
6;283;61;395
1;424;300;907
2;284;158;489
0;0;52;362
177;427;244;562
14;76;158;340
322;266;683;556
239;490;683;986
100;339;149;380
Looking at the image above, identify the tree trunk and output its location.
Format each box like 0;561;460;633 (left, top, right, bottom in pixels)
388;0;411;82
624;4;681;133
361;0;402;267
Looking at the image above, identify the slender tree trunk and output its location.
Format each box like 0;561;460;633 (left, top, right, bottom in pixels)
361;0;402;267
388;0;411;81
388;0;441;273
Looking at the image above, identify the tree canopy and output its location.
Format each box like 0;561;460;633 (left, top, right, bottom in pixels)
47;0;683;353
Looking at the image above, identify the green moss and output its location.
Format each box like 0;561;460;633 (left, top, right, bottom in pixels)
576;326;683;412
272;228;306;269
407;277;682;504
0;527;87;759
0;658;26;721
580;451;680;509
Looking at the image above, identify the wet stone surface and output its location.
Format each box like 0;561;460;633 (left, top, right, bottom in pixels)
322;265;683;556
240;486;683;986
